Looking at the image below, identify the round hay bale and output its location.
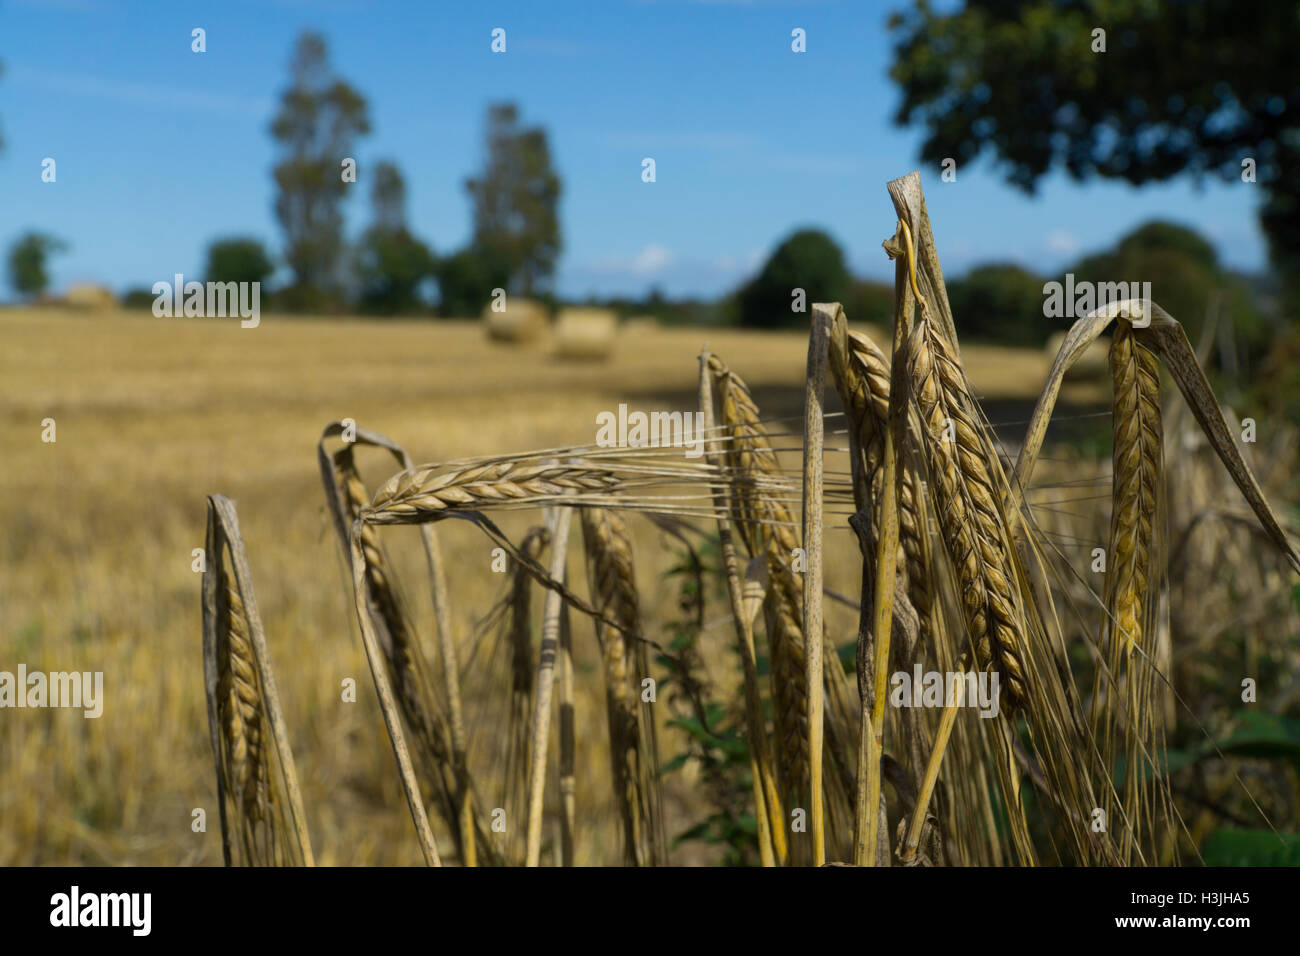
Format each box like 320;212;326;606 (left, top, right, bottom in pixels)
554;307;618;361
1046;330;1110;379
483;298;548;343
64;283;119;311
623;314;660;335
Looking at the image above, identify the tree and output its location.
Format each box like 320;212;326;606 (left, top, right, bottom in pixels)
7;233;66;300
270;32;370;310
735;229;849;329
945;264;1049;345
356;161;436;315
888;0;1300;313
436;247;510;318
844;279;895;328
1068;220;1264;354
464;103;562;295
368;161;407;235
204;238;274;287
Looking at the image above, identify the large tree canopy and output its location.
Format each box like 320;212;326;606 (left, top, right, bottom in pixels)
888;0;1300;311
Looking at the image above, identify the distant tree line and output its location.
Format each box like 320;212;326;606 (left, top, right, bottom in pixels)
716;221;1268;366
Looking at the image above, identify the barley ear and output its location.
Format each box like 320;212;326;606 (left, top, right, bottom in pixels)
201;495;313;866
699;351;785;865
581;506;661;866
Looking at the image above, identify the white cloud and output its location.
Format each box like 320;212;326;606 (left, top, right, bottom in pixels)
630;243;674;274
583;243;674;277
8;66;274;115
1045;230;1082;256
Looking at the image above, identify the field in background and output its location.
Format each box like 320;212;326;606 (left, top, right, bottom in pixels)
0;308;1106;865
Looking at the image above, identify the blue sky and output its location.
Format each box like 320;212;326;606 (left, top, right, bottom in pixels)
0;0;1269;301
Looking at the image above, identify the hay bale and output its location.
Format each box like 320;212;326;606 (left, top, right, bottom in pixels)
483;298;548;343
63;283;118;311
554;307;618;361
1046;330;1110;379
623;314;660;335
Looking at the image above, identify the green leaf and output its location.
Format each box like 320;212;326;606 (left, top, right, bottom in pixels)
658;754;690;776
1201;829;1300;866
1214;711;1300;760
1126;711;1300;783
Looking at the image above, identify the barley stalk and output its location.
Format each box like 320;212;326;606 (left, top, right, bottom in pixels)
369;461;623;525
581;506;659;865
557;565;576;866
829;322;933;650
319;430;490;864
1099;320;1164;859
348;522;442;865
504;526;549;862
1106;321;1163;658
905;308;1029;708
525;506;573;866
699;351;785;866
708;355;811;803
201;495;313;866
802;303;832;865
709;351;859;861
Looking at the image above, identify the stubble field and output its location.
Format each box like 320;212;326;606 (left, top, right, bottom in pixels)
0;306;1101;865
